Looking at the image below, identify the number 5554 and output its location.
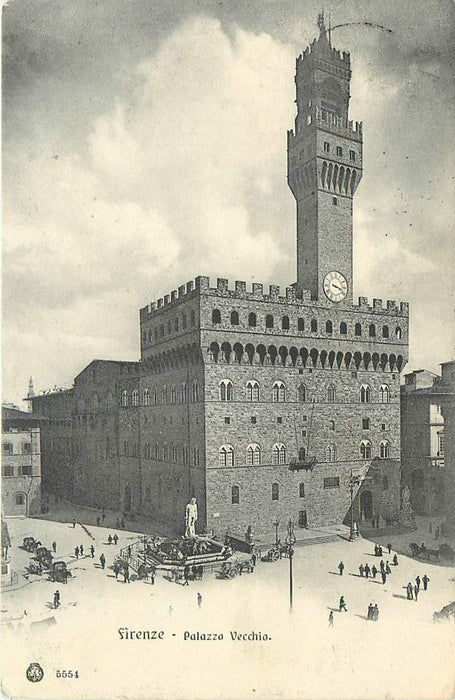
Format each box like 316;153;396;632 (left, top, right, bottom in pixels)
56;670;79;679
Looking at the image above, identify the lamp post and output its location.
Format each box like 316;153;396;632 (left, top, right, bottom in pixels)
272;518;280;547
285;519;296;611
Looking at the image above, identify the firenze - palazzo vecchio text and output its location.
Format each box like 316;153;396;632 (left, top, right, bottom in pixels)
30;18;409;536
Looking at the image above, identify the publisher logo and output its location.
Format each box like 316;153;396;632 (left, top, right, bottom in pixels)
26;663;44;683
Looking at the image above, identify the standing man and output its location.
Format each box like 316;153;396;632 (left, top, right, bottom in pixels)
371;564;378;579
387;543;392;554
406;582;413;600
339;596;347;612
197;593;202;608
74;546;79;559
381;570;386;585
100;553;106;570
415;575;421;592
338;561;344;576
422;574;430;591
364;563;370;579
72;519;76;529
414;584;419;601
54;590;60;609
183;565;190;586
328;611;334;628
52;541;57;553
359;564;364;577
80;544;84;556
90;544;95;558
96;516;101;527
124;564;130;583
113;534;119;546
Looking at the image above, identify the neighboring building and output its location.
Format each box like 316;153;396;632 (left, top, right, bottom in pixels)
401;369;445;515
29;17;409;536
435;362;455;527
1;407;41;516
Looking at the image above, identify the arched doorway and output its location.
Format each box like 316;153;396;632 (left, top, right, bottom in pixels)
12;492;27;516
360;490;373;521
123;485;132;512
411;470;425;514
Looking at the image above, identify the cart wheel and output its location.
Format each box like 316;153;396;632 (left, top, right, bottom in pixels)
271;550;280;562
228;567;238;578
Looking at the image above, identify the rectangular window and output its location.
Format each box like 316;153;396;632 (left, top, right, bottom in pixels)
324;141;330;153
438;433;444;456
302;429;307;437
277;417;283;424
362;418;370;430
324;477;340;489
351;371;358;378
251;416;257;424
21;465;32;476
224;417;230;424
381;423;387;431
349;150;356;161
22;443;32;454
332;197;338;205
2;465;13;477
299;369;304;375
336;146;343;157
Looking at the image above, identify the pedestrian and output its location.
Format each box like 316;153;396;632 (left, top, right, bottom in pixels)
74;546;79;559
97;516;100;527
197;592;202;608
80;544;84;556
338;561;344;576
415;575;421;591
100;553;106;569
150;571;155;586
387;543;392;554
385;561;391;575
380;559;385;572
367;603;373;620
124;564;130;583
381;570;386;585
378;545;383;556
414;584;419;601
359;564;364;577
90;544;95;558
168;605;173;615
328;611;334;628
114;562;120;580
373;604;379;621
365;563;370;579
54;590;60;609
393;554;398;566
183;565;190;586
339;596;347;612
72;518;76;529
198;565;204;581
192;565;198;580
52;541;57;553
113;534;118;545
371;564;378;579
406;582;413;600
102;510;105;522
108;534;112;545
422;574;430;591
127;546;132;557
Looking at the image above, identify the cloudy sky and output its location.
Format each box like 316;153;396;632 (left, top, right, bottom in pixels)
3;0;454;405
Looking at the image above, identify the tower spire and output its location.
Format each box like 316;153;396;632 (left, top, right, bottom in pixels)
27;376;35;412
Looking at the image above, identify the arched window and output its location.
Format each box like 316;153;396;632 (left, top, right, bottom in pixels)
182;313;187;329
246;443;261;466
220;380;233;402
311;319;317;332
380;440;390;459
153;389;158;406
298;318;305;331
121;390;128;407
170;385;176;404
396;326;402;339
143;389;150;406
231;485;240;504
282;316;290;330
355;323;362;336
192;381;199;402
212;309;221;324
154;442;159;459
382;325;389;338
161;386;168;404
299;482;305;498
231;310;239;325
246;380;260;401
360;440;372;459
360;384;371;403
383;475;389;490
181;382;188;403
298;447;306;461
163;445;168;461
340;322;347;335
327;444;336;462
326;320;333;333
271;483;279;501
272;381;286;402
379;385;390;403
327;385;336;403
248;312;257;327
219;445;234;468
266;314;274;329
369;324;376;338
132;390;139;407
190;309;196;326
298;384;306;402
272;443;286;465
174;317;179;332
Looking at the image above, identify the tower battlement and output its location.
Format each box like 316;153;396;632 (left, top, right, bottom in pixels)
139;275;409;320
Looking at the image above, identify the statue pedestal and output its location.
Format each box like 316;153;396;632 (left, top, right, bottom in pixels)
400;503;416;528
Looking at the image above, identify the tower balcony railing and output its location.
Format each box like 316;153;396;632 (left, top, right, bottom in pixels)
315;109;363;138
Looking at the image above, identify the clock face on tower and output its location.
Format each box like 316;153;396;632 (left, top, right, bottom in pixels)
323;271;348;302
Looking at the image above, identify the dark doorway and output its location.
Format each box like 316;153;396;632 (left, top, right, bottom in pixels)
411;470;425;514
359;490;373;521
298;510;308;528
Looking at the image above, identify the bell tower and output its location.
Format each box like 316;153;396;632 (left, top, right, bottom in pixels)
288;14;363;302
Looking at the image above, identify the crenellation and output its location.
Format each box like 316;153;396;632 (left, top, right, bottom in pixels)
373;299;383;310
217;278;229;292
157;298;164;308
164;294;170;305
178;285;185;297
170;290;177;302
286;286;296;301
186;280;194;293
195;275;210;291
252;283;263;295
235;280;247;295
269;285;280;299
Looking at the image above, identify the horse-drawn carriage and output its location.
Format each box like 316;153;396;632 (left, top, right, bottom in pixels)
409;542;439;562
52;561;72;583
263;542;291;562
218;557;254;579
22;536;42;553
